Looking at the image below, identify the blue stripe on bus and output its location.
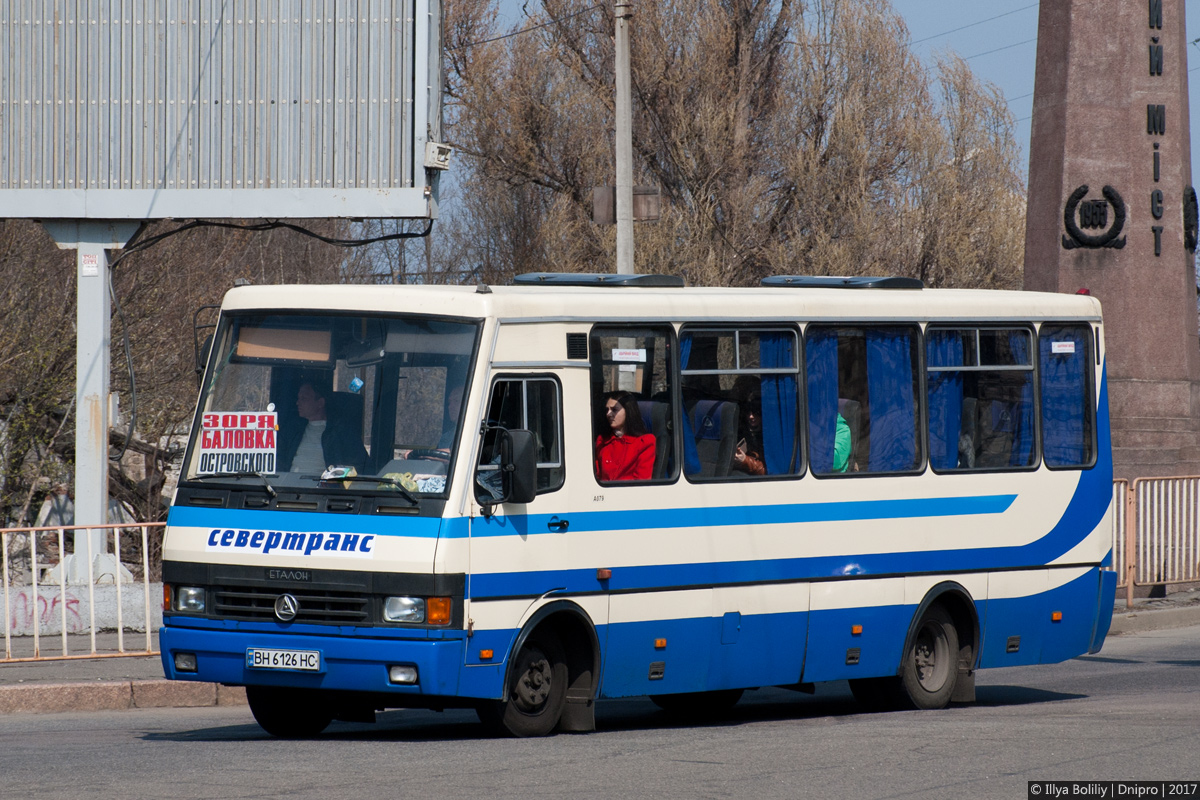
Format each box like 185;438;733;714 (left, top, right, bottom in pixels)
165;505;454;538
165;493;1017;540
464;493;1017;538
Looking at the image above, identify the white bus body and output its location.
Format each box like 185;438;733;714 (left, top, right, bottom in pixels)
161;277;1115;736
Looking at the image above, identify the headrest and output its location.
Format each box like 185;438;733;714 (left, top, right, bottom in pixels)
691;399;727;441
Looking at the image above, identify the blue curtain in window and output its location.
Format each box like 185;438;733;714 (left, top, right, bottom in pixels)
1040;326;1090;466
866;328;918;472
679;334;701;475
1007;331;1035;466
806;329;839;473
926;330;965;470
759;332;798;474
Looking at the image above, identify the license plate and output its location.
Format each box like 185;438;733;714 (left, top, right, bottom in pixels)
245;648;322;672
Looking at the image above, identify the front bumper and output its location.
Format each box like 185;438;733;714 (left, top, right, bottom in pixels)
160;620;469;697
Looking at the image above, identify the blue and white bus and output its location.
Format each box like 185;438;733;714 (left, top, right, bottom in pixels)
160;273;1116;737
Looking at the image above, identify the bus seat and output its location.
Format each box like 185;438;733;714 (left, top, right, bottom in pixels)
837;398;862;471
976;399;1014;467
327;391;366;450
638;399;672;479
687;398;737;478
959;396;977;468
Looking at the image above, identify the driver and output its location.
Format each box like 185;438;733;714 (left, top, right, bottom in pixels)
278;380;368;473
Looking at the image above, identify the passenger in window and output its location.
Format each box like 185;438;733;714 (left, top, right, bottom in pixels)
731;378;766;476
594;391;655;481
833;413;852;473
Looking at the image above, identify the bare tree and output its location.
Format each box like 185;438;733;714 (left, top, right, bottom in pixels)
0;219;352;525
441;0;1025;289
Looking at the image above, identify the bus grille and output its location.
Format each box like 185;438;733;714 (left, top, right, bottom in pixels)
212;586;370;624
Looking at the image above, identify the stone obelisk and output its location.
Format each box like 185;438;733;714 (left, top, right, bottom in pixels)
1024;0;1200;479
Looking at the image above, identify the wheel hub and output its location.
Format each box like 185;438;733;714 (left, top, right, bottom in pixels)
512;650;553;712
914;625;948;691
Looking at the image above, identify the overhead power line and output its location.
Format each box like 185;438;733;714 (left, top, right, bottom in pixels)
966;37;1037;61
448;4;601;52
910;3;1039;46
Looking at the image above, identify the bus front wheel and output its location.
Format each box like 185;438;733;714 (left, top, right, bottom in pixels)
898;605;959;710
478;636;568;737
246;686;333;738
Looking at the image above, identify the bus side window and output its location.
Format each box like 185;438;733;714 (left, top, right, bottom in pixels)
807;325;922;475
927;327;1036;471
679;327;801;480
1039;324;1095;468
479;377;565;494
589;326;676;483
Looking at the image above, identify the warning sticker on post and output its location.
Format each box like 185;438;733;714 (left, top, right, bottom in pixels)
612;348;647;362
1051;342;1076;355
197;412;278;475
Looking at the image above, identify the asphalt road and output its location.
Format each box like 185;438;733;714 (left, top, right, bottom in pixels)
2;625;1197;800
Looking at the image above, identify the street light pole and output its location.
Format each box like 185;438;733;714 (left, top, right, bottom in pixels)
614;1;634;275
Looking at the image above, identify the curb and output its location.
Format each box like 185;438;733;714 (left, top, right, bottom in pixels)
1107;604;1200;635
0;679;245;715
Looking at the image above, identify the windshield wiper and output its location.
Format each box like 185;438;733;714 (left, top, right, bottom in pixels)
192;472;277;498
308;473;421;506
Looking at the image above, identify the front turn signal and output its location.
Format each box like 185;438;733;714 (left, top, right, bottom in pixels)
427;597;452;625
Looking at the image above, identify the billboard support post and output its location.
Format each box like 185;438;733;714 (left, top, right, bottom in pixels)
42;220;142;584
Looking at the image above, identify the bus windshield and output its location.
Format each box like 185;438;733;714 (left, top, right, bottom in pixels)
182;311;480;497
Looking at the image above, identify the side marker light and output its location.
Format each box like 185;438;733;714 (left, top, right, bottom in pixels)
1051;611;1063;622
851;625;863;635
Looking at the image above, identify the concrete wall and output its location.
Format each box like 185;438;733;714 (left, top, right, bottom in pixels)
5;582;163;636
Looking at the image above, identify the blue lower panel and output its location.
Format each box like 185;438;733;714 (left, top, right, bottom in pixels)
708;611;807;690
980;568;1104;668
1041;568;1104;664
160;624;469;698
801;604;912;684
600;611;809;698
1090;569;1117;654
601;617;714;698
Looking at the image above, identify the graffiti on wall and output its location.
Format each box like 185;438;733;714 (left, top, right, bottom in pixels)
6;588;84;635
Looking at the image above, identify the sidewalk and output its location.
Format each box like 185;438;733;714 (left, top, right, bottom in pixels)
3;591;1199;715
0;632;246;714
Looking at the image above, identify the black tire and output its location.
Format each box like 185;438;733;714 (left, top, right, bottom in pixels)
897;605;959;710
246;686;333;738
649;689;744;717
477;636;568;737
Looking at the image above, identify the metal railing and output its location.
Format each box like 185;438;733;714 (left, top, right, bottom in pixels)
2;522;163;662
1121;477;1200;602
1111;479;1131;592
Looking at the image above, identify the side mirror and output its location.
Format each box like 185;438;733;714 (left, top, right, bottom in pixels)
475;428;538;512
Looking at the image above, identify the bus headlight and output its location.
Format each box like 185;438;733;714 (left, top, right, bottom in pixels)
174;586;206;613
383;596;425;623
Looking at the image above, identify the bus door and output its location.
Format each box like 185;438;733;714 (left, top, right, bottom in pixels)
467;374;577;670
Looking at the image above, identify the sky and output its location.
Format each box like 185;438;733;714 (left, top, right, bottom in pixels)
492;0;1200;186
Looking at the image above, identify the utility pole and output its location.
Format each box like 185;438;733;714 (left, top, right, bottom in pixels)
614;1;635;275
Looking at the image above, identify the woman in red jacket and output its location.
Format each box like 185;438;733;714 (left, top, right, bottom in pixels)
594;391;656;481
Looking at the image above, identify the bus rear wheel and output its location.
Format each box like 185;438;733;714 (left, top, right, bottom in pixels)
246;686;333;738
898;605;959;710
478;636;568;737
